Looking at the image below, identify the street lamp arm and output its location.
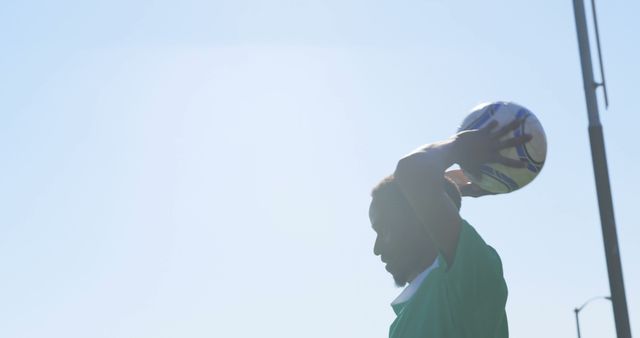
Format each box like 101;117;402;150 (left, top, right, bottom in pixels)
576;295;611;313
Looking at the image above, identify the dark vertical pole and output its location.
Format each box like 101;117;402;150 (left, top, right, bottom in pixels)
572;0;632;337
575;308;582;338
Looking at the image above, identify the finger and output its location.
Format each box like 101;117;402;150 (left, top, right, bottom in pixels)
463;184;483;197
472;186;498;197
494;117;525;138
464;165;483;180
460;183;495;198
497;134;532;149
481;120;499;133
458;184;476;197
469;186;497;198
496;156;527;168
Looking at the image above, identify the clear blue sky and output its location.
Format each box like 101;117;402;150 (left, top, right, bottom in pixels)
1;1;637;337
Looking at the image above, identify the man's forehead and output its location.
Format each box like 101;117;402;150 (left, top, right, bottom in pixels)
369;199;385;229
370;196;423;232
369;199;379;219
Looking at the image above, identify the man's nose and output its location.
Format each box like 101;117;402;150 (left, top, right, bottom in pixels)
373;236;381;256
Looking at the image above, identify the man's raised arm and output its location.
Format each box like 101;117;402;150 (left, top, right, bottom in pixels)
393;119;530;266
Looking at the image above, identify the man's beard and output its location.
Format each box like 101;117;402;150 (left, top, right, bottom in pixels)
389;266;410;287
393;274;408;287
389;256;427;287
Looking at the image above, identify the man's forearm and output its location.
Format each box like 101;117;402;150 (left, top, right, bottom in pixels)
396;138;461;184
394;137;463;265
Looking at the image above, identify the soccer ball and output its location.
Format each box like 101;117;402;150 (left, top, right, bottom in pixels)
457;101;547;194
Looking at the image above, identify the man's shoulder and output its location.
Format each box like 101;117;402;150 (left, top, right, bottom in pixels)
459;219;498;252
440;218;503;273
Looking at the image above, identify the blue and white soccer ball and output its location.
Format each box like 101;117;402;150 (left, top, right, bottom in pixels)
458;101;547;194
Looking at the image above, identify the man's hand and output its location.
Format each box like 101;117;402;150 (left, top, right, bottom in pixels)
392;117;532;265
452;118;532;179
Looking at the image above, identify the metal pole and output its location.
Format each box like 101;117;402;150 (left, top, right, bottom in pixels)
575;308;582;338
572;0;632;337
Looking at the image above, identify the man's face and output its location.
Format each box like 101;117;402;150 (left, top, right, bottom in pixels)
369;197;436;287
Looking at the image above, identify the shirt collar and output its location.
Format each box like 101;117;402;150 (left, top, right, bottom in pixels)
391;258;440;306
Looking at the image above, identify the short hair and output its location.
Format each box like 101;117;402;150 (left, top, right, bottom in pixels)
371;174;461;211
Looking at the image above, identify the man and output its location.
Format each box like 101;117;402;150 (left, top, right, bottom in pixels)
369;118;531;338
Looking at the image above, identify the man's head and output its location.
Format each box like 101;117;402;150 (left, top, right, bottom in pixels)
369;175;461;287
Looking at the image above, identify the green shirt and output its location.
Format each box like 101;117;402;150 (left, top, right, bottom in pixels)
389;220;508;338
